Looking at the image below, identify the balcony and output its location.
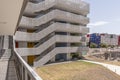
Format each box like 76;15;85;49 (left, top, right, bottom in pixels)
24;0;89;16
15;23;88;41
20;10;89;28
15;35;81;56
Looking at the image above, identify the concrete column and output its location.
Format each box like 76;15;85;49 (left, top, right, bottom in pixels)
50;32;56;62
50;57;56;62
25;69;29;80
3;35;9;49
67;32;71;60
67;53;71;60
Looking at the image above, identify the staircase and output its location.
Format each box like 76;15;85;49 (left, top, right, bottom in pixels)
16;35;81;56
15;22;89;41
15;0;89;67
34;47;79;67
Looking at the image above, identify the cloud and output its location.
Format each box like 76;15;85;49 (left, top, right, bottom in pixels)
88;21;109;27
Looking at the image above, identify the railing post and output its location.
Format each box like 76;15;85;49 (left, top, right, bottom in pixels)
25;68;28;80
22;65;24;80
22;66;25;80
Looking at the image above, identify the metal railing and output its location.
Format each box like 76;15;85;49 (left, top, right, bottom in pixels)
13;36;42;80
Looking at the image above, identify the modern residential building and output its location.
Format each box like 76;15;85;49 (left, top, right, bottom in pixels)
89;33;101;48
88;33;119;48
14;0;89;67
101;33;118;46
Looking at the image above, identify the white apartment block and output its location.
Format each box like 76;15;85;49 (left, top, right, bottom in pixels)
14;0;89;67
101;34;118;46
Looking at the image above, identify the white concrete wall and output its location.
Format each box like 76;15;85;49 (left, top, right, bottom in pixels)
101;34;118;46
3;35;9;49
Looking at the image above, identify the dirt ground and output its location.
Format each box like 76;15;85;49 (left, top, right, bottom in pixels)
36;61;120;80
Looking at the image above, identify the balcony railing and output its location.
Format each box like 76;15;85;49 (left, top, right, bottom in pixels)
24;0;89;16
13;36;42;80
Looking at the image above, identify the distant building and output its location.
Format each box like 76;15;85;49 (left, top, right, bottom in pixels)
87;33;119;48
89;33;101;48
101;33;118;46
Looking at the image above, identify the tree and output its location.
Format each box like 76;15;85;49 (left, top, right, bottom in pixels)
90;42;97;48
100;43;108;48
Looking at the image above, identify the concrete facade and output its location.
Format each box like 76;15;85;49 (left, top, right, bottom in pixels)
101;34;118;46
15;0;89;67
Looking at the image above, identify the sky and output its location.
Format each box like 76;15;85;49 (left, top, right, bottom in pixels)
84;0;120;35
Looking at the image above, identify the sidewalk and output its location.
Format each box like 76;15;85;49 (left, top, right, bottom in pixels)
82;60;120;76
0;61;9;80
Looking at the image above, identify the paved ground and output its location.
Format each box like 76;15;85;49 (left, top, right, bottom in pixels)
84;55;120;66
0;61;8;80
6;61;18;80
0;49;18;80
82;60;120;76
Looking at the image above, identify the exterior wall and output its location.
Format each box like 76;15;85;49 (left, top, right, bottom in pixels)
101;34;118;46
18;42;27;48
3;35;9;49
